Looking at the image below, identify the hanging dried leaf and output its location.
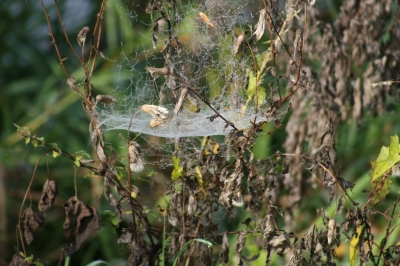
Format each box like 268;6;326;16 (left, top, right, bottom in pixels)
174;88;188;115
327;219;336;245
145;66;170;79
233;34;245;56
38;179;58;216
269;233;291;255
128;141;145;173
117;228;132;244
77;26;90;46
8;253;29;266
63;197;100;255
293;29;303;59
199;12;215;28
67;77;77;92
220;233;230;265
151;17;167;49
22;207;45;245
252;9;266;41
96;95;117;106
91;46;115;61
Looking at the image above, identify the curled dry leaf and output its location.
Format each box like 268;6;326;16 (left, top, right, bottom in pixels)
233;34;245;56
22;207;45;245
8;254;29;266
77;26;90;46
128;141;145;173
293;29;303;58
145;66;169;79
187;194;196;216
253;9;267;42
151;17;167;49
38;179;58;216
174;88;188;115
117;228;132;244
199;12;215;28
67;77;77;92
327;219;336;245
220;233;230;265
96;95;117;106
149;118;165;128
63;197;100;255
141;104;169;120
269;233;291;255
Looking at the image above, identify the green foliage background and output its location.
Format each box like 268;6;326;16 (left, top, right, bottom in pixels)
1;0;400;265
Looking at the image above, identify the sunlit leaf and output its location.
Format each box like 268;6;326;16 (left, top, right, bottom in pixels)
171;156;183;180
247;70;266;106
370;135;400;204
350;226;363;266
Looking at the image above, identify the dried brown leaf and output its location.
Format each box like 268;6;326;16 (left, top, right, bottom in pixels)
38;179;58;216
77;26;90;46
128;141;144;173
220;233;230;265
22;207;44;245
63;197;100;255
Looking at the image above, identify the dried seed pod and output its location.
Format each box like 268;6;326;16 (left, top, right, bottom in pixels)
145;66;170;79
253;9;267;41
128;141;144;173
96;95;117;106
77;27;90;46
67;77;77;92
141;104;169;120
327;219;336;245
199;12;215;28
233;34;245;56
149;118;165;128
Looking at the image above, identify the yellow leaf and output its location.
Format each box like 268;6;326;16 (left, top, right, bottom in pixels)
195;166;207;199
350;226;363;266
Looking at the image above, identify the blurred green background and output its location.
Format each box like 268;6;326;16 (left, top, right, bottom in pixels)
1;0;400;265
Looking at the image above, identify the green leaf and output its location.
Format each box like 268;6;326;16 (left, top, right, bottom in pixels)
247;70;265;105
172;239;212;266
49;143;62;158
171;156;183;180
370;135;400;205
99;210;119;226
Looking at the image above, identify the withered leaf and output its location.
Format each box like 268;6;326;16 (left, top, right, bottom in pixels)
77;26;90;46
174;88;188;115
269;233;291;255
22;207;45;245
38;179;58;216
151;17;167;49
220;233;229;265
63;197;100;255
252;9;266;42
8;254;28;266
117;228;132;244
234;231;247;254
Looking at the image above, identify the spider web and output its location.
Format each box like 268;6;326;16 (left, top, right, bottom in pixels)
99;0;283;167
